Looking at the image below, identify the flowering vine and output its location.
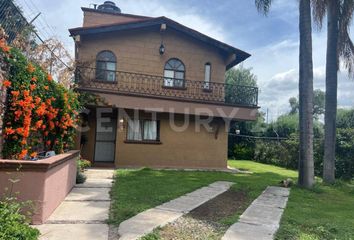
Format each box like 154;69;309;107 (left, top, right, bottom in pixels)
1;37;80;159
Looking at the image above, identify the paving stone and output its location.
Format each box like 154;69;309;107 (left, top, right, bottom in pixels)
75;179;113;188
85;169;115;179
65;187;110;201
118;208;183;240
208;181;235;189
156;195;207;213
118;181;234;240
265;186;290;197
36;224;108;240
222;222;276;240
252;194;288;209
184;186;229;199
240;204;283;227
48;201;110;222
222;186;290;240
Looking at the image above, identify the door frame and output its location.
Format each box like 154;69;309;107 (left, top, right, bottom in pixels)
93;107;117;163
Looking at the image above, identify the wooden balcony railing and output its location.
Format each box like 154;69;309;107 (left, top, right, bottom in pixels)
75;66;258;107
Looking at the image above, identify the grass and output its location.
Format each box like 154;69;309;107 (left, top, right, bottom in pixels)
110;162;354;240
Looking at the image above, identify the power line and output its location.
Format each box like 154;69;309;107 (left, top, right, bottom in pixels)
9;0;72;70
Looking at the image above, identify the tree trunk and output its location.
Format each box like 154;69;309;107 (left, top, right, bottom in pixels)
298;0;315;188
323;0;339;184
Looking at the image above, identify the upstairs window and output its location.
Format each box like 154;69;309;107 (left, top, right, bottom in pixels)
96;50;116;82
204;63;211;89
163;58;185;88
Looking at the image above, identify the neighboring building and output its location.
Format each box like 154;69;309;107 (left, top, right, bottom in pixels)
69;1;258;169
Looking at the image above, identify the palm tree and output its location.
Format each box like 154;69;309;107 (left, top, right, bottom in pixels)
313;0;354;184
255;0;315;188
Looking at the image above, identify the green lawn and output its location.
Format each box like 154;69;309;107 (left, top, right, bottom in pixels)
110;161;354;240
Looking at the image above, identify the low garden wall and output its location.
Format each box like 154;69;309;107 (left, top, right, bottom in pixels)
0;150;79;224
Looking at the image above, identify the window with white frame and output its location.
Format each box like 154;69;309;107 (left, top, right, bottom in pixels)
163;58;185;88
127;119;159;141
96;50;116;82
204;63;211;89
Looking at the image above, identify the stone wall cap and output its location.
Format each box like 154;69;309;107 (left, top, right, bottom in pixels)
0;150;80;171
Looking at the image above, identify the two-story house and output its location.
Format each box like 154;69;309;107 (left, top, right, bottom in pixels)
69;1;258;169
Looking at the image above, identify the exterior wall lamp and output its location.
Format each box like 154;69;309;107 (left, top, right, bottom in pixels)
159;23;167;55
159;43;165;55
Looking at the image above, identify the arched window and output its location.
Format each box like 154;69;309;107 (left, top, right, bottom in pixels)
204;63;211;89
96;50;116;82
163;58;185;87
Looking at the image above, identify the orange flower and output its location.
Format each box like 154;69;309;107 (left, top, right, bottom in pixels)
44;86;49;90
4;127;15;135
47;74;53;81
11;91;20;98
27;63;35;73
41;125;46;130
49;121;55;130
46;140;51;146
35;97;41;104
44;131;49;136
21;139;27;145
0;38;10;52
2;80;11;88
31;76;37;82
30;152;38;158
19;149;28;159
23;90;30;97
16;127;24;136
30;84;36;91
35;120;43;129
14;110;22;119
23;128;30;138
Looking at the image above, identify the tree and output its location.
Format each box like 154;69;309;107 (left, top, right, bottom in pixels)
256;0;315;188
312;0;354;183
225;65;257;87
225;65;258;105
289;89;325;119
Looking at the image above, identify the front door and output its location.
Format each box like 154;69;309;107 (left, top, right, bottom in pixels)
94;108;117;163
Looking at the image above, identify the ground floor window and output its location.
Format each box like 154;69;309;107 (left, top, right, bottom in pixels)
127;119;159;141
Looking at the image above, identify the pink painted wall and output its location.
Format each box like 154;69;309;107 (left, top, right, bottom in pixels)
0;150;79;224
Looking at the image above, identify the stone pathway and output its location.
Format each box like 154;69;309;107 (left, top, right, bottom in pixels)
222;186;290;240
36;169;114;240
117;181;234;240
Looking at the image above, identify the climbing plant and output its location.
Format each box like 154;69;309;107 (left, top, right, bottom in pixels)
0;36;80;159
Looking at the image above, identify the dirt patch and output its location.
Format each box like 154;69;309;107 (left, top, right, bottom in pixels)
189;189;247;222
155;189;248;240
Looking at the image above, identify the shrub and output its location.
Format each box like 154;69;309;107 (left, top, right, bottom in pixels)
77;158;91;171
0;197;39;240
233;142;254;160
76;171;87;184
335;128;354;180
0;40;80;159
76;158;91;184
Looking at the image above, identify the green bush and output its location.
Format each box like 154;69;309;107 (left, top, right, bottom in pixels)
253;135;324;174
336;128;354;180
77;158;91;171
0;197;39;240
76;158;91;184
233;142;254;160
76;171;87;184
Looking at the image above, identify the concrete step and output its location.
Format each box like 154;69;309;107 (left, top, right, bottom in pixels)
47;201;110;222
75;178;113;188
36;224;108;240
65;187;110;201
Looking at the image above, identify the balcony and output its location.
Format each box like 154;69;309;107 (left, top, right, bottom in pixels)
75;66;258;107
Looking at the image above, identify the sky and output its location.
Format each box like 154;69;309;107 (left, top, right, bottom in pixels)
15;0;354;121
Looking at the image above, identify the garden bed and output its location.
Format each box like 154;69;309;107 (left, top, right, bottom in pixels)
0;150;79;224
